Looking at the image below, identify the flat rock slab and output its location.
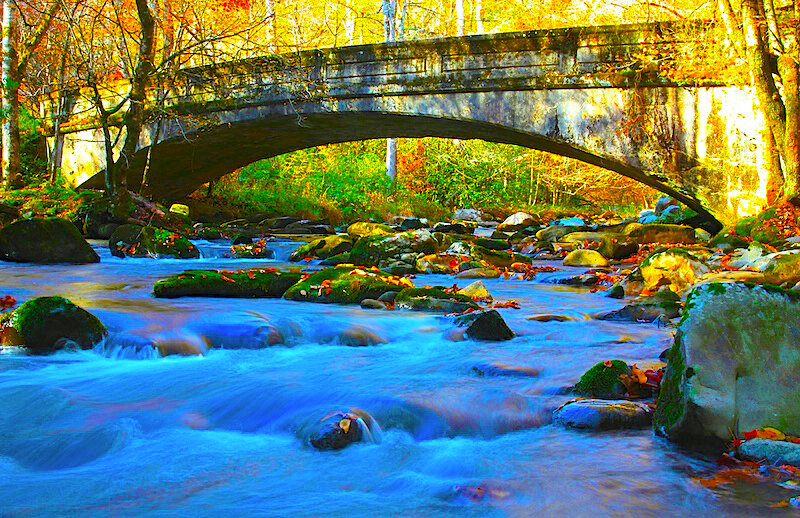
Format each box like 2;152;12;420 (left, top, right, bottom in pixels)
739;439;800;468
554;399;652;430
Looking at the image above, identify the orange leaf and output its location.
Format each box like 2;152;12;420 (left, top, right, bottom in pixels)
220;275;236;283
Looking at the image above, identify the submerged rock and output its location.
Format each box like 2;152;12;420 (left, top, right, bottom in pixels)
395;288;479;313
308;411;366;450
109;224;199;259
0;218;99;264
0;296;107;354
554;399;652;430
153;269;302;298
471;363;541;377
653;283;800;448
454;310;514;341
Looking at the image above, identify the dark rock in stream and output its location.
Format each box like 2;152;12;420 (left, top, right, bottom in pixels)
0;218;99;264
0;296;107;354
454;310;514;341
307;411;366;450
471;363;540;377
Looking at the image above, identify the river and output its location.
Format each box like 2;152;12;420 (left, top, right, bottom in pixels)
0;238;781;516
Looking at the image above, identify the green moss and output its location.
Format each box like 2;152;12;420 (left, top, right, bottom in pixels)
734;215;757;237
283;267;405;304
153;269;302;298
5;296;107;354
110;224;199;259
394;287;479;312
653;335;686;432
573;360;629;398
472;238;510;250
289;235;353;261
349;235;391;266
469;243;531;268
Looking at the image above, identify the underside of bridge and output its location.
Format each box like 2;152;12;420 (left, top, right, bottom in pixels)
79;112;723;232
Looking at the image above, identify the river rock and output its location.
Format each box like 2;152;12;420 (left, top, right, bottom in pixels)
472;238;510;251
621;223;696;245
454;310;514;341
289;235;353;261
231;240;275;259
471;363;541;377
598;289;681;323
738;439;800;468
562;249;608;267
308;412;365;450
231;233;253;245
536;225;576;243
0;218;99;264
283;267;408;304
169;203;190;217
554;399;653;430
153;269;302;298
455;267;501;279
497;212;536;232
395;288;479;313
283;221;334;234
762;252;800;286
110;224;199;259
347;222;395;238
561;231;638;260
0;296;107;354
654;196;679;216
653;283;800;448
433;222;472;235
639;248;709;295
573;360;629;399
457;280;491;301
453;209;483;222
350;229;437;267
360;298;388;310
397;217;427;230
415;253;464;274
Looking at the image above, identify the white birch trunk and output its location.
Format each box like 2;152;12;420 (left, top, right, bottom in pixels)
456;0;465;36
2;0;20;187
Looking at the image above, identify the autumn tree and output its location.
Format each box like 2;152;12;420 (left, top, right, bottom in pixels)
716;0;799;205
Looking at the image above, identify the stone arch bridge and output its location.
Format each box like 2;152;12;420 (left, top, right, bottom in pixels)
44;22;768;228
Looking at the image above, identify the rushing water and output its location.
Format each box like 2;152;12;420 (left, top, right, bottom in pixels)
0;239;785;516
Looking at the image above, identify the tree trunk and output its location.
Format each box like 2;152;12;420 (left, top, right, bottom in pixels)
475;0;483;33
2;0;21;188
383;0;397;183
456;0;465;36
265;0;277;53
778;50;800;202
112;0;156;198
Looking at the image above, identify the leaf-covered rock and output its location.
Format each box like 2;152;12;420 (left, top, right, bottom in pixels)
283;267;410;304
653;283;800;448
0;296;107;354
153;269;302;298
0;218;99;264
110;224;199;259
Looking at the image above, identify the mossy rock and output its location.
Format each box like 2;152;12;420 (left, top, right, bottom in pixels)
762;253;800;286
561;231;638;260
562;249;608;267
231;241;275;259
109;224;199;259
472;238;510;251
653;283;800;448
0;296;107;354
621;223;696;245
468;243;531;269
0;218;99;264
153;269;302;298
319;252;353;266
349;230;437;267
289;235;353;261
394;287;479;313
346;222;395;238
283;267;407;304
573;360;629;399
709;230;751;251
638;248;710;295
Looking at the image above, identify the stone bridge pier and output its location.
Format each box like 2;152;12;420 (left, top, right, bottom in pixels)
44;22;769;227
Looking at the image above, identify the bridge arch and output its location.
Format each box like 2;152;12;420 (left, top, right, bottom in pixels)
79;110;723;230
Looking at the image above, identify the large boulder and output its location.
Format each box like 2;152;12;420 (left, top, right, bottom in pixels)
347;222;395;238
454;310;514;341
153;269;302;298
0;296;107;354
110;224;199;259
452;209;483;222
289;235;354;261
537;225;583;243
619;248;709;296
0;218;99;264
283;267;410;304
762;252;800;286
497;212;537;232
653;283;800;448
394;288;479;313
620;223;696;245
